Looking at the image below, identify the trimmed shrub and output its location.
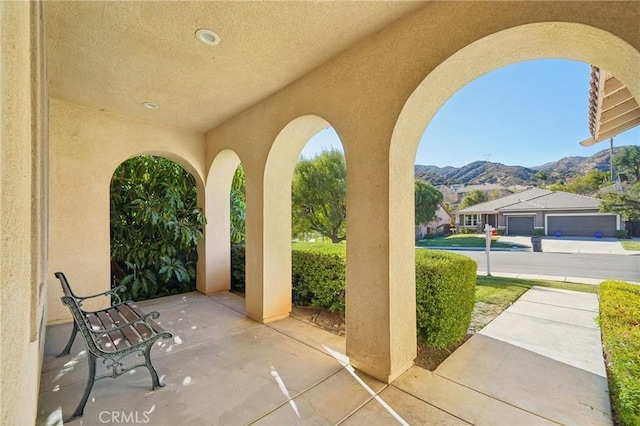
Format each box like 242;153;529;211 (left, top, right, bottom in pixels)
415;250;477;347
292;243;346;312
532;229;544;237
230;243;246;292
496;229;505;236
459;227;477;234
599;281;640;426
615;230;629;239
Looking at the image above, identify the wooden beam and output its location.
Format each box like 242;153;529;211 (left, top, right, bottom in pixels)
599;109;640;134
602;77;625;96
602;87;633;112
601;98;639;123
597;117;640;140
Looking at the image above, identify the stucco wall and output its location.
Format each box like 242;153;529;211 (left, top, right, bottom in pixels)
204;2;639;381
0;2;48;424
47;99;206;323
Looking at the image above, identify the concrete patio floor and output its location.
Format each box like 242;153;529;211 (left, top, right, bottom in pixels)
38;288;611;425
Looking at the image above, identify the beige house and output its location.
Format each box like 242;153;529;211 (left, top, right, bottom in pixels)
415;203;453;239
455;188;622;236
2;1;639;423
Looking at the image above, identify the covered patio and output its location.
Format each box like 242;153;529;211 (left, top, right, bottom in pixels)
2;2;639;424
38;290;610;425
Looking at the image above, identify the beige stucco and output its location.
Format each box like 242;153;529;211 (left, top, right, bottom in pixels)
47;99;206;323
2;1;640;421
1;2;48;425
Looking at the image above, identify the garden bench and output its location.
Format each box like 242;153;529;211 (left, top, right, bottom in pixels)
54;272;172;421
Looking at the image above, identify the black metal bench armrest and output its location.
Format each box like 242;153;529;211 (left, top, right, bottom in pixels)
76;285;128;306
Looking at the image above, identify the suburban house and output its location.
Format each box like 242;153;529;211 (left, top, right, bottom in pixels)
455;188;622;237
415;203;453;239
2;1;639;424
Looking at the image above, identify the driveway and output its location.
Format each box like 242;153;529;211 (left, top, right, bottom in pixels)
498;236;637;255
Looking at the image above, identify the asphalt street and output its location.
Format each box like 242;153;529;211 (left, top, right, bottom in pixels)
453;251;640;282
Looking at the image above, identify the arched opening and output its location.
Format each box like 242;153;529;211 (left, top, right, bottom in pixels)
291;128;346;328
248;115;343;322
389;22;640;368
203;149;242;295
110;154;205;301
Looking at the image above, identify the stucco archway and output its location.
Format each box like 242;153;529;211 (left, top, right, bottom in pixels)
109;152;205;298
388;21;640;366
245;115;335;322
201;149;242;294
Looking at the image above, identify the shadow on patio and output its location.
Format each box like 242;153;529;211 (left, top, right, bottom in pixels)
38;291;611;425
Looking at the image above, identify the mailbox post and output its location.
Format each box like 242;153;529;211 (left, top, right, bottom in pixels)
484;224;493;276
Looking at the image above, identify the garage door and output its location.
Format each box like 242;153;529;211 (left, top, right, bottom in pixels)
547;215;617;237
507;216;534;236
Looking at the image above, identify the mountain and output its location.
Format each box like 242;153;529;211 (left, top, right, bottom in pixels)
415;146;629;187
415;161;537;186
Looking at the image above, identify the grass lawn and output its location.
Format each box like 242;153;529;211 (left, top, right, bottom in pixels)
620;240;640;251
476;275;597;307
598;281;640;425
416;234;528;249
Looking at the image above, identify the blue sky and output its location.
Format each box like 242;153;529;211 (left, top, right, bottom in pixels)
300;59;639;168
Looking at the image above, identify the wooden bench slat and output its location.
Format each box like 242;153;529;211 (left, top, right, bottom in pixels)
86;313;115;351
104;308;135;350
95;310;125;351
118;304;153;340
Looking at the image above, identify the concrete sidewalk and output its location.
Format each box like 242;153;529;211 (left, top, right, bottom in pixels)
400;286;611;425
498;236;640;255
38;289;611;425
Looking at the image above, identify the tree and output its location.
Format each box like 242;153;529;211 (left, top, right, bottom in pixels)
230;165;246;243
599;182;640;221
535;170;549;188
415;180;443;225
292;149;346;243
613;145;640;183
110;155;206;300
548;169;609;195
459;190;487;209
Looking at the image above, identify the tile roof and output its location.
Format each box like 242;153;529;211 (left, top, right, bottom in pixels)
456;188;602;213
456;188;550;213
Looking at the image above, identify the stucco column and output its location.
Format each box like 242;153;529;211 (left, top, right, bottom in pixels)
200;150;240;294
243;166;292;323
345;137;416;384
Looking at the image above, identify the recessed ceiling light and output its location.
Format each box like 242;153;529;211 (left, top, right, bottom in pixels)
195;29;220;46
142;102;159;110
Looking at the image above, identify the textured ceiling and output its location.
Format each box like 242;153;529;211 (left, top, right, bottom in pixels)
45;1;426;132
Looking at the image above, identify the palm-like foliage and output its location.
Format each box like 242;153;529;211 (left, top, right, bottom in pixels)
230;165;246;243
110;156;206;300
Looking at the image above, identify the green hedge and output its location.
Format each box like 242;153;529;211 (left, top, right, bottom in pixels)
292;244;346;312
230;243;245;292
459;228;477;234
599;281;640;426
232;242;476;348
614;230;629;239
415;250;477;347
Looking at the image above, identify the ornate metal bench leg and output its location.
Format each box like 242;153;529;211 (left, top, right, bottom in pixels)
66;352;96;422
143;345;164;389
56;320;78;358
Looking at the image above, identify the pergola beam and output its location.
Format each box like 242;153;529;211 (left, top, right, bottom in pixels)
599;109;640;134
581;67;640;147
601;87;633;112
581;116;640;146
600;98;639;123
